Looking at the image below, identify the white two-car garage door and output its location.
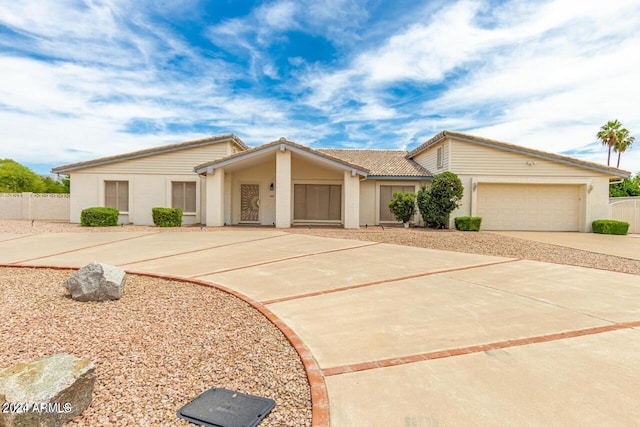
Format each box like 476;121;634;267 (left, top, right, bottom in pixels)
477;184;581;231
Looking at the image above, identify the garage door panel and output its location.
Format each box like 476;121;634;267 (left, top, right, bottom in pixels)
477;184;580;231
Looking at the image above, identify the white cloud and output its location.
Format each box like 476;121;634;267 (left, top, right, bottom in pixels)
1;0;639;175
256;0;299;32
299;0;640;171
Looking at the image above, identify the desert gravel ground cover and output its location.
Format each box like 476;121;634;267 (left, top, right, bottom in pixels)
290;226;640;275
0;267;311;426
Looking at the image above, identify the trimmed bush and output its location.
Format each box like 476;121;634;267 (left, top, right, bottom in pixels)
592;219;629;235
152;207;183;227
81;207;119;227
455;216;482;231
388;192;416;224
417;172;464;228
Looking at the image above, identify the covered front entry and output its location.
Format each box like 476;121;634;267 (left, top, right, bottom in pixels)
240;184;260;222
199;139;367;229
294;184;341;222
476;183;581;231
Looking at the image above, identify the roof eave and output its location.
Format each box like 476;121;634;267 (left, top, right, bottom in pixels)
52;134;243;174
408;130;630;178
195;140;370;176
366;175;433;181
447;132;631;178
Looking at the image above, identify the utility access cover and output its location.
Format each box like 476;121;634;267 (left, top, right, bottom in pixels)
177;388;276;427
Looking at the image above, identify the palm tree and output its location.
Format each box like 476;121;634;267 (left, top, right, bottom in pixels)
597;120;622;166
613;127;635;168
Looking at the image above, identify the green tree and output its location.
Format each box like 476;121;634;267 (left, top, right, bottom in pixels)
597;120;622;166
613;128;635;169
609;175;640;197
388;191;416;224
41;176;68;193
416;172;464;228
0;159;46;193
0;159;69;193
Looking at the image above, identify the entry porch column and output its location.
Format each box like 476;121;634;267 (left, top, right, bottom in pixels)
205;167;225;226
343;170;360;229
275;147;291;228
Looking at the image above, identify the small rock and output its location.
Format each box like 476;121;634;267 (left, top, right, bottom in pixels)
64;262;126;301
0;353;96;427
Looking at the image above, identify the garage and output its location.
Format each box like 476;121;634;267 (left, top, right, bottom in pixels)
476;184;581;231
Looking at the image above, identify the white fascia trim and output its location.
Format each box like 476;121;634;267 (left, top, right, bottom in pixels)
195;143;369;176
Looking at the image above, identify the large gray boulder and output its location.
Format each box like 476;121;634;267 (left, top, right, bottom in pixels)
64;262;126;301
0;353;96;427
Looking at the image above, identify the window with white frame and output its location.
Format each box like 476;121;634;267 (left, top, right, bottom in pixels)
172;181;197;212
437;146;443;169
105;181;129;212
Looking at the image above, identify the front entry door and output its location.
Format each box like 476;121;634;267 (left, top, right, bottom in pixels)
240;184;260;222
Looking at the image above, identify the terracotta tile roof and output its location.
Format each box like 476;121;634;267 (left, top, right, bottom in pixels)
407;130;630;177
52;134;247;173
318;149;432;177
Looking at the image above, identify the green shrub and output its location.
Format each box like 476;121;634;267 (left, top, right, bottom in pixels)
388;192;416;223
417;172;464;228
152;207;183;227
455;216;482;231
592;219;629;235
81;207;119;227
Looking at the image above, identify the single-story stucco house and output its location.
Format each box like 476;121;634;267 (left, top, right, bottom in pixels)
52;130;630;232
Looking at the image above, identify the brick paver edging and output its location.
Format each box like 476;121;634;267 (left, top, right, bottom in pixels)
1;264;329;427
322;320;640;377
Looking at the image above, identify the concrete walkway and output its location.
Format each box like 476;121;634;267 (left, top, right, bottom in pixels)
2;231;640;426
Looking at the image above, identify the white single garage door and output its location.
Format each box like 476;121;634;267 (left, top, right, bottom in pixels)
477;184;581;231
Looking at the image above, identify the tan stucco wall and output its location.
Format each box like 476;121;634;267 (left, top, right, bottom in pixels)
64;141;235;225
290;155;345;225
68;173;201;225
276;150;292;228
410;137;617;231
209;153;348;227
206;169;225;226
359;180;426;225
0;193;69;220
359;180;376;226
228;159;277;226
449;139;605;177
75;143;231;175
291;155;343;181
69;174;99;223
343;171;360;229
0;193;25;219
453;175;610;232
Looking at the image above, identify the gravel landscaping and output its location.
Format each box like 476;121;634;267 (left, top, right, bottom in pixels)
288;226;640;275
0;267;311;426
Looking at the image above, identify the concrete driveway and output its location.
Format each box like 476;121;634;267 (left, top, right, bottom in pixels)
493;231;640;260
2;230;639;426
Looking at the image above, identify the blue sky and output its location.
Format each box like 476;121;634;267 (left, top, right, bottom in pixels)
1;0;639;175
